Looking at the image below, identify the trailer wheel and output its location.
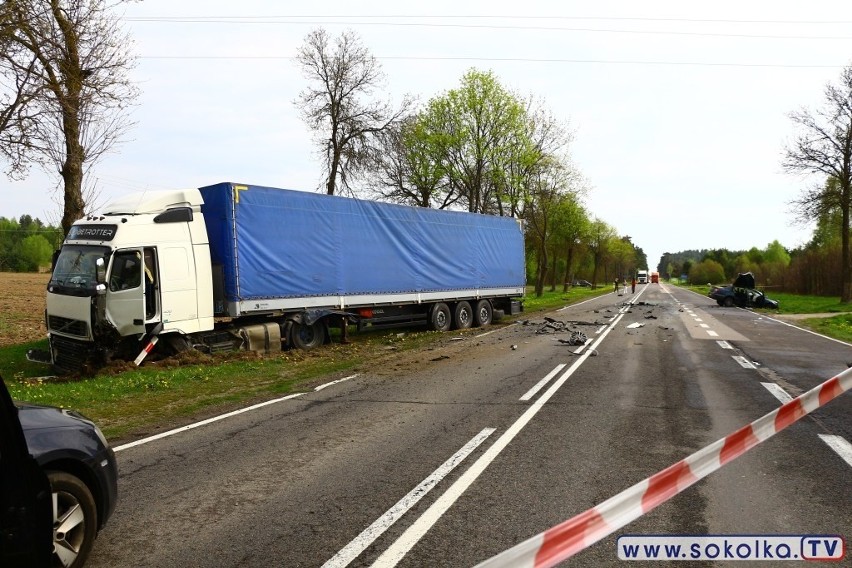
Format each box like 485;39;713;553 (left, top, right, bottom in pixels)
429;303;452;332
291;321;325;349
453;301;473;329
473;299;493;327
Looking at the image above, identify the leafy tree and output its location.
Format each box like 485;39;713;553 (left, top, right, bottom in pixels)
689;259;725;285
783;64;852;302
294;28;413;196
551;195;589;291
588;218;617;288
0;0;139;235
416;69;531;214
18;233;52;270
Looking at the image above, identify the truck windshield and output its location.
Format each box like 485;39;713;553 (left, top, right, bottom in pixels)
48;245;110;296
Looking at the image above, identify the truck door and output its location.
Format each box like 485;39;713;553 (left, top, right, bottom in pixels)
105;249;146;337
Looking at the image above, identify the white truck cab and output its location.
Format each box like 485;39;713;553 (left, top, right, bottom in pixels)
43;190;213;371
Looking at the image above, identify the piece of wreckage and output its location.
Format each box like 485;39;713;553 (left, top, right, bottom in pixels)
533;317;589;346
708;272;779;309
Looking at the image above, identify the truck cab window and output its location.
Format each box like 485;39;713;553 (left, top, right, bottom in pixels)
109;251;142;292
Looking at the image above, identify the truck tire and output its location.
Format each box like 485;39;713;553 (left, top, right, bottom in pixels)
47;470;98;568
473;299;493;327
429;303;452;332
291;321;325;349
453;301;473;329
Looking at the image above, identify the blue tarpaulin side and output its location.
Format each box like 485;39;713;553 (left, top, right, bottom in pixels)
198;183;525;302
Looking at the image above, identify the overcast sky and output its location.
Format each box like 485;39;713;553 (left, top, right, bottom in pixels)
4;0;852;270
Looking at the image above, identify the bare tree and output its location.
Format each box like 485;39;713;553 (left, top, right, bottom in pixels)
294;28;413;196
783;64;852;302
0;0;138;235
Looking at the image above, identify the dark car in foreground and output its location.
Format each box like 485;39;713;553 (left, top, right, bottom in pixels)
709;272;780;309
0;376;117;568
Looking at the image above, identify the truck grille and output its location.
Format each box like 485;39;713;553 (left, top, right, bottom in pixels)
48;315;88;338
50;335;94;374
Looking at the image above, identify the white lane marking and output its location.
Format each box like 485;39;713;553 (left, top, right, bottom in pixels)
706;330;719;337
716;340;733;349
573;338;593;355
596;325;606;334
315;374;359;391
474;322;517;338
818;434;852;468
699;323;710;329
114;392;305;452
761;382;793;404
370;308;628;567
519;364;567;401
732;355;756;369
323;428;496;568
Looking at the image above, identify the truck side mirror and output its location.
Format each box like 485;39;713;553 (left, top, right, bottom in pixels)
96;257;106;284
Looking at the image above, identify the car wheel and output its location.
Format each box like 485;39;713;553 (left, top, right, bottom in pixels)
723;296;734;307
291;321;325;349
429;303;452;332
48;470;97;568
473;299;493;327
716;300;723;306
453;301;473;329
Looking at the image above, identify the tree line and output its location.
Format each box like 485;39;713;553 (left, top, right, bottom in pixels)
0;215;62;271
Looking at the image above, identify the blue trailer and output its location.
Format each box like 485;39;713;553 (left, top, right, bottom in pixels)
40;182;525;369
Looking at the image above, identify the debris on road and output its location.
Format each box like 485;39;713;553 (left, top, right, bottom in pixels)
557;332;588;346
626;322;645;329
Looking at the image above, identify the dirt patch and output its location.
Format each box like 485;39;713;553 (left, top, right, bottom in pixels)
0;272;49;347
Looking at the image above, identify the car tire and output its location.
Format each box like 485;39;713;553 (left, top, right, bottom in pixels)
723;296;734;308
48;470;98;568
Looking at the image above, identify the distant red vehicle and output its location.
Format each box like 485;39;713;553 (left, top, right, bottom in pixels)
651;272;660;283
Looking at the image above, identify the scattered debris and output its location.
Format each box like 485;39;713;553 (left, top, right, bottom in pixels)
430;354;450;361
557;331;588;346
636;301;657;306
644;314;658;319
450;337;465;341
511;345;518;350
626;322;645;329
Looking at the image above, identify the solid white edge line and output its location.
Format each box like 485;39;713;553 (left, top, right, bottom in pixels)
113;392;305;452
761;382;793;404
519;364;567;402
818;434;852;468
596;325;606;334
323;428;497;568
315;374;359;391
475;322;517;338
370;307;628;567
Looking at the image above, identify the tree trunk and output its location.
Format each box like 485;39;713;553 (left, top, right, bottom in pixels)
549;248;557;292
562;244;575;293
535;246;546;297
842;181;852;303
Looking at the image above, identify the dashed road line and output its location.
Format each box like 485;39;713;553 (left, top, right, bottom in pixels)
716;340;733;349
732;355;757;369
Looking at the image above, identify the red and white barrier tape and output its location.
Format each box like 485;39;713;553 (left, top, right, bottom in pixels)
475;369;852;568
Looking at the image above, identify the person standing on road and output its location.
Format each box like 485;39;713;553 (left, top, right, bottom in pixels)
631;277;636;294
614;278;619;293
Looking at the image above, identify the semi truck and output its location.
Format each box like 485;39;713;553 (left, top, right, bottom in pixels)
33;183;526;373
636;270;648;284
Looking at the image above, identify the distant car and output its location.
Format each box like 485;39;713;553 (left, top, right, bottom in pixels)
572;279;592;287
709;272;779;309
1;375;118;568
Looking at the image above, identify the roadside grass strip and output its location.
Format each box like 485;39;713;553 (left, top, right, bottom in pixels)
474;368;852;568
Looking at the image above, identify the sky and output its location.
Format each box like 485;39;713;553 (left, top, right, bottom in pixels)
3;0;852;270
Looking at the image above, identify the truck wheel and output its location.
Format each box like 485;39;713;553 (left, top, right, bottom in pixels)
473;299;493;327
453;301;473;329
723;296;734;308
429;303;452;332
291;321;325;349
48;470;98;568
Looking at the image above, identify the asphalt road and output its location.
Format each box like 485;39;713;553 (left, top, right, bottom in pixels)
87;283;851;567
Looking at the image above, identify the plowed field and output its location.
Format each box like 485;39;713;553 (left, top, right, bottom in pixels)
0;272;49;346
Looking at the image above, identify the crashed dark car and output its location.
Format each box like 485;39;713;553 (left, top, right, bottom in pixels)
709;272;779;309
